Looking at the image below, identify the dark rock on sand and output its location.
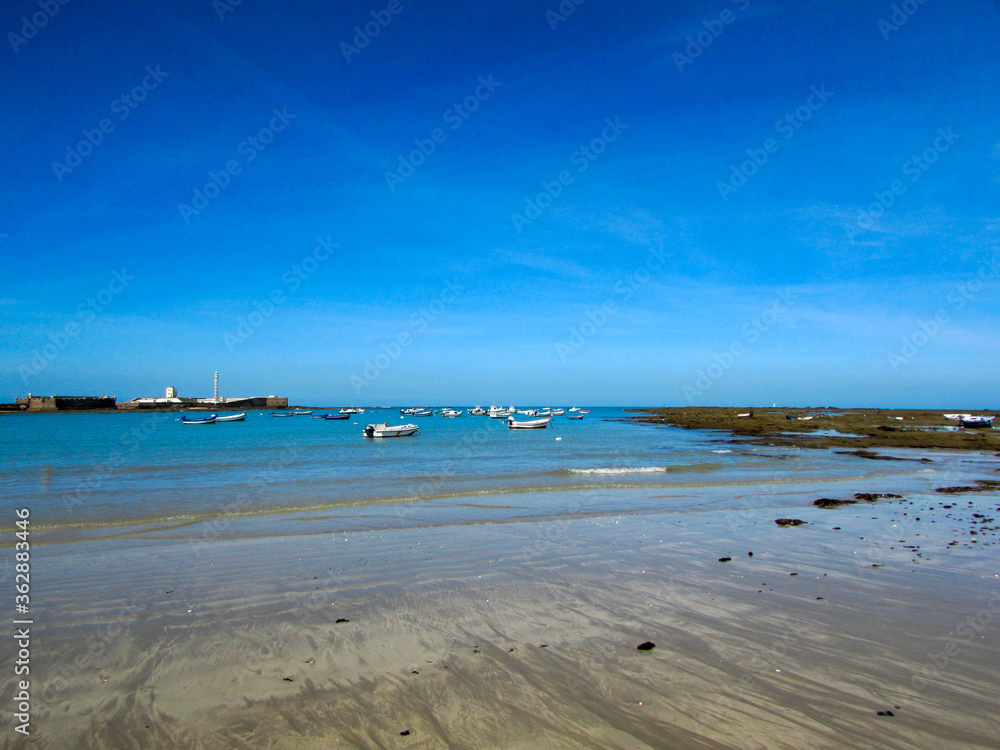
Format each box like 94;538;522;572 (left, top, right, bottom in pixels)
718;557;732;562
937;481;998;494
854;493;902;501
335;618;350;623
876;710;895;717
400;729;411;735
814;498;857;508
637;641;656;651
836;450;910;461
775;518;806;527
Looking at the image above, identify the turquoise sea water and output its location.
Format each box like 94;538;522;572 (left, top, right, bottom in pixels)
0;407;963;547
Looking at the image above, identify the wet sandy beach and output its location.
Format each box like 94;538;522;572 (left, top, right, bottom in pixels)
12;446;1000;750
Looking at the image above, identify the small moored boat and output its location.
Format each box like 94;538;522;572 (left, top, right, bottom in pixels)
324;413;350;420
362;422;419;438
960;415;995;428
215;412;246;422
182;414;217;425
271;411;295;417
507;416;551;429
441;409;463;417
291;409;313;416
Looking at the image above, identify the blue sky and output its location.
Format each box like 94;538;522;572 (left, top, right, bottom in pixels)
2;0;998;407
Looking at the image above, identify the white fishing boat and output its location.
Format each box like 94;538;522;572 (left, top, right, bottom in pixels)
441;408;463;417
215;412;246;422
550;408;565;416
507;416;550;429
291;409;313;416
412;409;433;417
943;413;968;420
469;406;486;415
362;421;419;438
340;408;364;415
960;415;995;428
568;407;581;412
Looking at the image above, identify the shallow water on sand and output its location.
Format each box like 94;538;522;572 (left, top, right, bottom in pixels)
5;409;1000;748
0;407;958;542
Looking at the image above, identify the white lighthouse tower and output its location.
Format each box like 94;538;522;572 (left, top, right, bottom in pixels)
214;371;220;403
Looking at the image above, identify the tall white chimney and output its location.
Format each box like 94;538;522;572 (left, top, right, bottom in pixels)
214;371;219;403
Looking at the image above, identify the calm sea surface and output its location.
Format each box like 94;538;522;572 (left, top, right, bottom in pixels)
0;407;958;545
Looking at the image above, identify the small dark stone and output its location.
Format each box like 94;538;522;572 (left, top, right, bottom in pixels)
876;710;895;717
775;518;806;527
335;618;350;623
400;729;411;736
747;551;753;557
790;573;798;576
539;644;547;648
637;641;656;651
718;557;732;562
282;677;294;682
411;670;419;674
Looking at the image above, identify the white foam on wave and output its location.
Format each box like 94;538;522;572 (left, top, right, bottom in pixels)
569;466;674;475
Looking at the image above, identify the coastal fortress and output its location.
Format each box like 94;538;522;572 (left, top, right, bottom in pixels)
6;372;287;412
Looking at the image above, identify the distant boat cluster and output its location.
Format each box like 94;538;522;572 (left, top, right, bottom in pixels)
180;406;592;437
